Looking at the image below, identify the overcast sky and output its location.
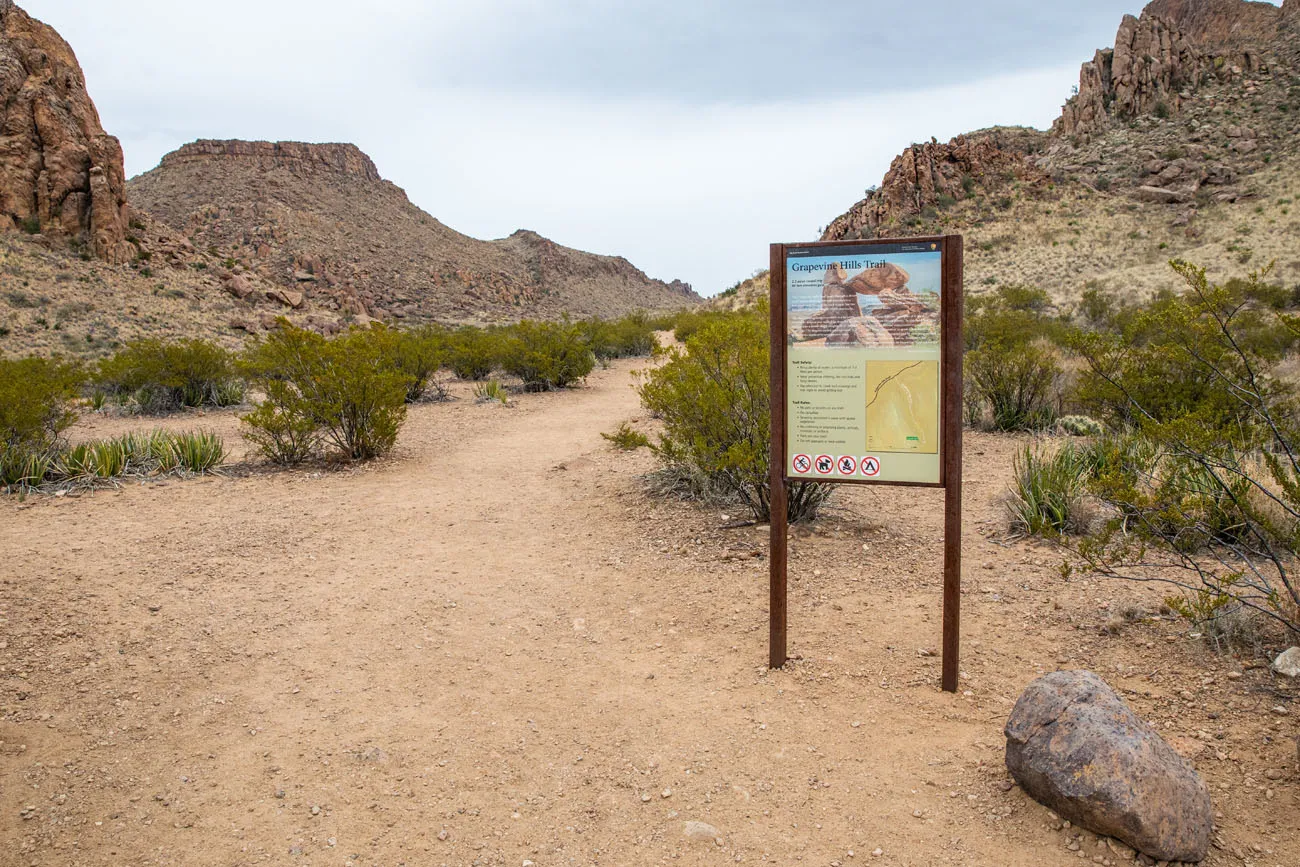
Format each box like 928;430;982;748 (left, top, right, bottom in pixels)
23;1;1220;295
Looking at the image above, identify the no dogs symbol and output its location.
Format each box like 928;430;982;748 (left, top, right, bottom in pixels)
837;456;858;475
792;454;812;474
860;456;881;477
814;455;834;475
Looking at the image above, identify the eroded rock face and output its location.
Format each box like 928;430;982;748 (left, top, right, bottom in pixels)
0;0;131;262
1056;12;1202;138
821;130;1045;240
1005;671;1213;863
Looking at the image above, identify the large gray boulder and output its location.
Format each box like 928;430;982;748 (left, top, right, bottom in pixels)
1005;670;1213;862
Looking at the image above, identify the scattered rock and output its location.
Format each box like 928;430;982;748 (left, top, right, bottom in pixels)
1133;185;1190;204
1005;670;1213;863
682;820;721;842
266;287;305;309
1270;647;1300;678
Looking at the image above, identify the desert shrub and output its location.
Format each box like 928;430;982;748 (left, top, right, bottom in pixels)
966;340;1061;430
473;379;509;404
602;422;650;450
240;400;319;465
580;313;657;360
1068;262;1300;638
639;307;830;522
370;324;448;402
95;338;243;413
1069;271;1299;431
447;326;506;381
0;356;84;456
241;323;407;463
964;286;1065;430
1007;443;1090;537
670;310;738;343
500;319;595;391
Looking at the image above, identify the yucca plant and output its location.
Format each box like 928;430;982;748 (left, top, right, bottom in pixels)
474;380;509;404
167;431;226;474
149;432;182;473
0;446;54;490
57;442;97;480
88;438;129;478
1007;442;1089;537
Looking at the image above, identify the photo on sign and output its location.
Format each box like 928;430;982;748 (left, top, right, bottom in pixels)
787;252;940;350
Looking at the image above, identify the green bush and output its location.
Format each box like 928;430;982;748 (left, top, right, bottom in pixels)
447;326;505;381
602;422;650;450
639;307;829;522
966;340;1061;430
371;324;448;402
580;313;658;360
501;319;595;391
1068;262;1300;638
95;338;243;413
241;322;407;463
0;356;84;456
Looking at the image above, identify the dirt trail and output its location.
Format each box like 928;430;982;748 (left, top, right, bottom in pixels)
1;360;1296;867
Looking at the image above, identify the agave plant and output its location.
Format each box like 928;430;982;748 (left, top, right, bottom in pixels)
167;431;226;474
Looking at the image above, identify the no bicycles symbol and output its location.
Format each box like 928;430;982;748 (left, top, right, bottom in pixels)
860;456;881;477
792;454;812;474
836;456;857;475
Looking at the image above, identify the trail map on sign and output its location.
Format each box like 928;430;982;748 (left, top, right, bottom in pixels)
865;360;939;454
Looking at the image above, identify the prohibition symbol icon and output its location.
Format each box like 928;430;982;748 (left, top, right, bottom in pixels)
860;456;881;477
814;455;834;475
836;455;858;475
792;454;812;474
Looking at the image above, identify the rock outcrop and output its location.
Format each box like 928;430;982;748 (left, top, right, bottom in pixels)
0;0;131;263
1055;13;1203;138
1054;1;1293;139
1005;671;1214;863
159;140;382;183
821;128;1046;240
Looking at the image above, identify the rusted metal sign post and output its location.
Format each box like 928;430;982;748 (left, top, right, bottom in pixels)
769;236;963;692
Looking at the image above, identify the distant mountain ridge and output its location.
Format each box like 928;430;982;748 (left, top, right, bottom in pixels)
128;139;700;326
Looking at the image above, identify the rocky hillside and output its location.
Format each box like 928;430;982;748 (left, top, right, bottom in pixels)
821;0;1300;304
0;0;130;263
128;140;699;326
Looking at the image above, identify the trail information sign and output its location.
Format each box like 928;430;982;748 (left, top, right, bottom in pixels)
768;236;964;691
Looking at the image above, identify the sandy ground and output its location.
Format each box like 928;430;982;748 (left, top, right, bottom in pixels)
1;359;1297;867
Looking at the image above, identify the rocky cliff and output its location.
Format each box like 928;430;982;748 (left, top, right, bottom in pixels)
0;0;131;263
822;128;1048;241
813;0;1300;306
128;140;699;324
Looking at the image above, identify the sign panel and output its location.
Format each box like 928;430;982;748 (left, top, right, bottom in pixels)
784;240;944;485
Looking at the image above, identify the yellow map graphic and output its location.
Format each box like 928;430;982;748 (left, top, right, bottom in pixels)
865;360;939;454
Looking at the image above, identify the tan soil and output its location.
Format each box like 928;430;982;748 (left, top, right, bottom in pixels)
1;360;1297;867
